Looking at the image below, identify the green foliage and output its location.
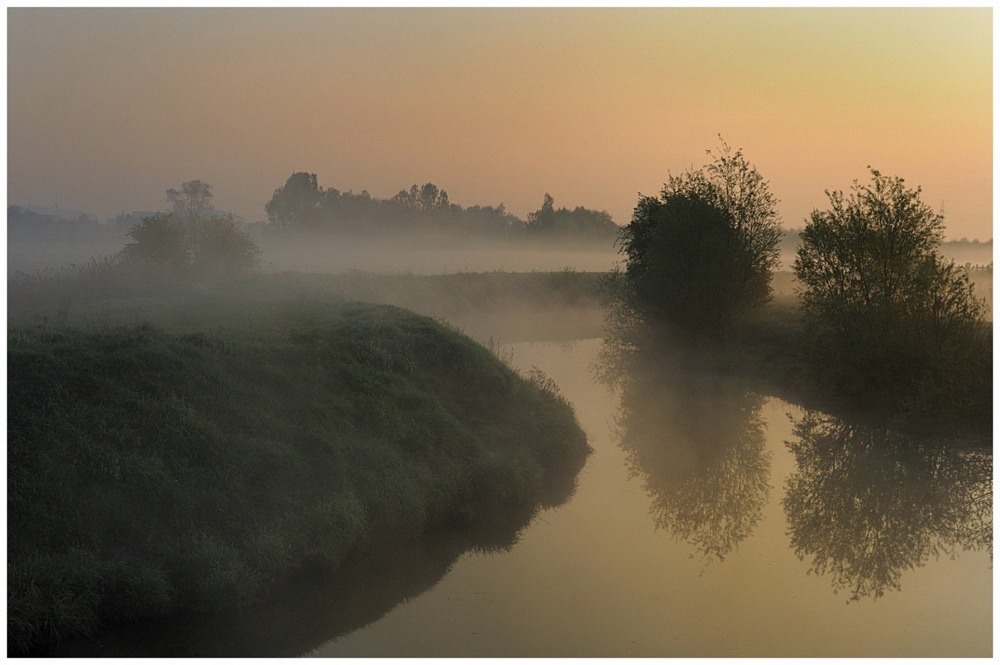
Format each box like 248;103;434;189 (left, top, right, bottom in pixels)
188;215;262;277
7;303;589;654
793;169;990;418
615;139;782;340
8;548;175;654
122;214;190;268
118;180;260;278
120;213;260;278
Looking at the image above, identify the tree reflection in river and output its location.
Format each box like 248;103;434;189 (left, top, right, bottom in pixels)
783;411;993;601
610;354;772;564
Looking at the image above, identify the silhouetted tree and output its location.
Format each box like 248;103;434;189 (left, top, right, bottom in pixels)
392;182;452;213
262;172;618;239
615;139;782;340
793;168;990;418
167;180;214;220
527;193;556;232
265;172;324;226
525;194;617;238
464;203;525;234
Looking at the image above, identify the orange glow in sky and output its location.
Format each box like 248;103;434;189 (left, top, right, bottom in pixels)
7;7;993;239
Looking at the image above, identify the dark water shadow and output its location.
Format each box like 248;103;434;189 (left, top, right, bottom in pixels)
783;410;993;601
41;454;587;658
602;345;772;564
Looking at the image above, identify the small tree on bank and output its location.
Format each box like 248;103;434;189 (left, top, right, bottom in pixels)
121;181;261;278
122;213;261;278
615;139;782;341
793;169;989;420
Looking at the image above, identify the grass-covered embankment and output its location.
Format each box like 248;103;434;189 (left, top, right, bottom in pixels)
8;301;590;655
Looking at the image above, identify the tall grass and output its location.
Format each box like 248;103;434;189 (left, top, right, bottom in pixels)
8;302;590;654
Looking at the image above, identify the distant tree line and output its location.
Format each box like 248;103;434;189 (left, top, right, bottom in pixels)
12;181;263;283
263;171;620;240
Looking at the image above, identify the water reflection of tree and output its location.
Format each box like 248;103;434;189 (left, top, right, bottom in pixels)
614;361;771;563
783;411;992;601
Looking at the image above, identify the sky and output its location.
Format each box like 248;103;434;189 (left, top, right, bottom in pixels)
6;6;994;239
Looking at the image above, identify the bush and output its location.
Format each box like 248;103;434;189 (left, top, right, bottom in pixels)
615;139;782;341
120;213;260;278
793;168;990;420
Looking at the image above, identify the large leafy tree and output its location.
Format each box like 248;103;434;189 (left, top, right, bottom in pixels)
265;172;324;226
526;193;556;231
616;139;782;339
793;168;989;417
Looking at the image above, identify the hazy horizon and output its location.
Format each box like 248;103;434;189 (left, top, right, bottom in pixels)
7;7;994;240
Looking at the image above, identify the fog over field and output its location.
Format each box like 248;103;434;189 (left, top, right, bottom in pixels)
8;223;993;275
7;7;993;659
8;224;992;324
256;232;624;275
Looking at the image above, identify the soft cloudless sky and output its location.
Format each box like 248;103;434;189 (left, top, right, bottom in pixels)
6;6;994;238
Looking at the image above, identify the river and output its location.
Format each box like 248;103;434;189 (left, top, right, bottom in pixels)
48;336;992;658
313;338;992;658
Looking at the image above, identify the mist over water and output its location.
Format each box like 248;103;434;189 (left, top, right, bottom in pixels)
8;228;991;333
312;338;991;658
7;6;993;657
7;203;992;657
39;332;992;658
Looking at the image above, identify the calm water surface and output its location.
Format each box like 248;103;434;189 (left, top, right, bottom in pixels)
52;337;992;658
312;338;991;658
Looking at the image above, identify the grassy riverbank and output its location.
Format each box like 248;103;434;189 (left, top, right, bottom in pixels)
7;263;990;654
603;297;992;440
8;301;590;655
744;295;991;437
